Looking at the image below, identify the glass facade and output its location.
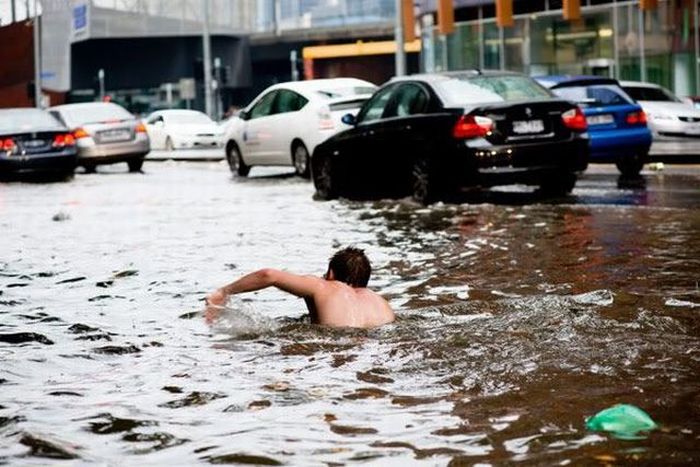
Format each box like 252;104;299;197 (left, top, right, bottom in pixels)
426;0;700;97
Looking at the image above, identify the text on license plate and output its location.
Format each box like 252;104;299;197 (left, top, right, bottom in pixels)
512;120;545;134
586;114;615;125
100;129;131;142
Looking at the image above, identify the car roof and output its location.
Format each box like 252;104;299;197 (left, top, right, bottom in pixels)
154;109;208;116
619;80;661;89
268;78;377;94
49;102;126;112
534;75;620;88
389;69;523;85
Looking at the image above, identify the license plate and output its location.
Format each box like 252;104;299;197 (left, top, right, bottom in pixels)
512;120;544;134
586;114;615;125
99;129;131;142
24;139;47;148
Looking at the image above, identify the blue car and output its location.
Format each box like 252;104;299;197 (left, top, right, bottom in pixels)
536;76;652;176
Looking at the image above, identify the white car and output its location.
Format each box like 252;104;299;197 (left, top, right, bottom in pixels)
621;81;700;138
223;78;377;178
145;109;224;150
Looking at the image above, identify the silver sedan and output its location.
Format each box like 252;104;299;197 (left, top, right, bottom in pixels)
49;102;150;172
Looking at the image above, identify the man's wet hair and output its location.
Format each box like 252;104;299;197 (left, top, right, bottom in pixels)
328;247;371;288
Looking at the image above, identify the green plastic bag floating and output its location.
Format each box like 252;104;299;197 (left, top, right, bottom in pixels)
585;404;658;440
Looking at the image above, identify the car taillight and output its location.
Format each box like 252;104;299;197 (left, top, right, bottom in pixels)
53;133;76;147
318;107;334;130
452;115;493;139
73;127;90;139
2;138;16;153
626;111;647;125
135;122;147;133
561;107;587;132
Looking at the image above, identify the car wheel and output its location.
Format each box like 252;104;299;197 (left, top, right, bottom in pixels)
411;157;442;204
227;142;250;177
83;163;96;174
292;142;310;178
128;158;144;172
539;172;577;196
312;152;338;200
165;136;174;152
616;155;645;177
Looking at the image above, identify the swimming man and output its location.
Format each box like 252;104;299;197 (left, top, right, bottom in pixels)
206;247;395;328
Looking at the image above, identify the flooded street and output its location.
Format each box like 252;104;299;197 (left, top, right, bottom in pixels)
1;161;699;465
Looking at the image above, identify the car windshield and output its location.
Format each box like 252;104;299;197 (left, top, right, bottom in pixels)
435;75;552;106
315;86;377;99
166;113;213;124
0;109;62;133
623;86;680;102
58;103;134;126
551;84;633;107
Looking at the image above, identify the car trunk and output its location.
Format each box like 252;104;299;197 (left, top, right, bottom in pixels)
468;100;577;145
582;104;639;132
83;121;137;145
9;130;71;155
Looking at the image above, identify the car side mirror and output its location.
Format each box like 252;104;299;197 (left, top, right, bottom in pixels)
238;110;249;121
341;113;356;126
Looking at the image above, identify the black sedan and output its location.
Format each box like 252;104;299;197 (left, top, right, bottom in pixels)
311;70;589;203
0;108;78;178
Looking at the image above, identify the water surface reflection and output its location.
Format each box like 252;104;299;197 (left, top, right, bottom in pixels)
1;164;698;464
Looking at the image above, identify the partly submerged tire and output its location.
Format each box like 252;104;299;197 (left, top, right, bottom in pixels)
227;142;250;177
616;154;645;177
292;142;311;179
312;152;339;200
411;157;443;204
539;172;576;196
127;158;144;172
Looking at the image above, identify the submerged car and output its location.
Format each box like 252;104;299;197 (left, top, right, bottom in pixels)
145;109;223;151
312;70;589;203
537;76;652;176
224;78;377;178
621;81;700;138
0;108;77;178
49;102;150;172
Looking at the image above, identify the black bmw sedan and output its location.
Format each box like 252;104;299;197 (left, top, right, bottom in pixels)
0;108;78;179
311;70;590;203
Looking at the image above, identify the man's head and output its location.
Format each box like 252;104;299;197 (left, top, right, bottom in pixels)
326;247;371;288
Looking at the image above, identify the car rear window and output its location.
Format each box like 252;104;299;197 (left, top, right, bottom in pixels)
623;86;679;102
58;103;133;126
551;84;633;107
435;75;552;106
0;109;62;133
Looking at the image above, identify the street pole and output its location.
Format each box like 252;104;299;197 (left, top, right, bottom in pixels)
639;7;646;82
394;0;406;76
202;0;213;117
695;0;700;95
98;68;105;101
11;0;16;23
32;0;41;108
290;50;299;81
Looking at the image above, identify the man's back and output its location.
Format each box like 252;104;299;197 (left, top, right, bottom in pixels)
311;280;395;328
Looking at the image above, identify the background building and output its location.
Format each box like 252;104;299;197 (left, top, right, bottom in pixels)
1;0;698;114
423;0;700;97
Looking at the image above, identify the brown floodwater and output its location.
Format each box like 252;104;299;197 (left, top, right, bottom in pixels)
1;162;699;465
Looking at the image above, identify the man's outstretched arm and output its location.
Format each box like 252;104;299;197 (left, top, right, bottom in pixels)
206;268;325;306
